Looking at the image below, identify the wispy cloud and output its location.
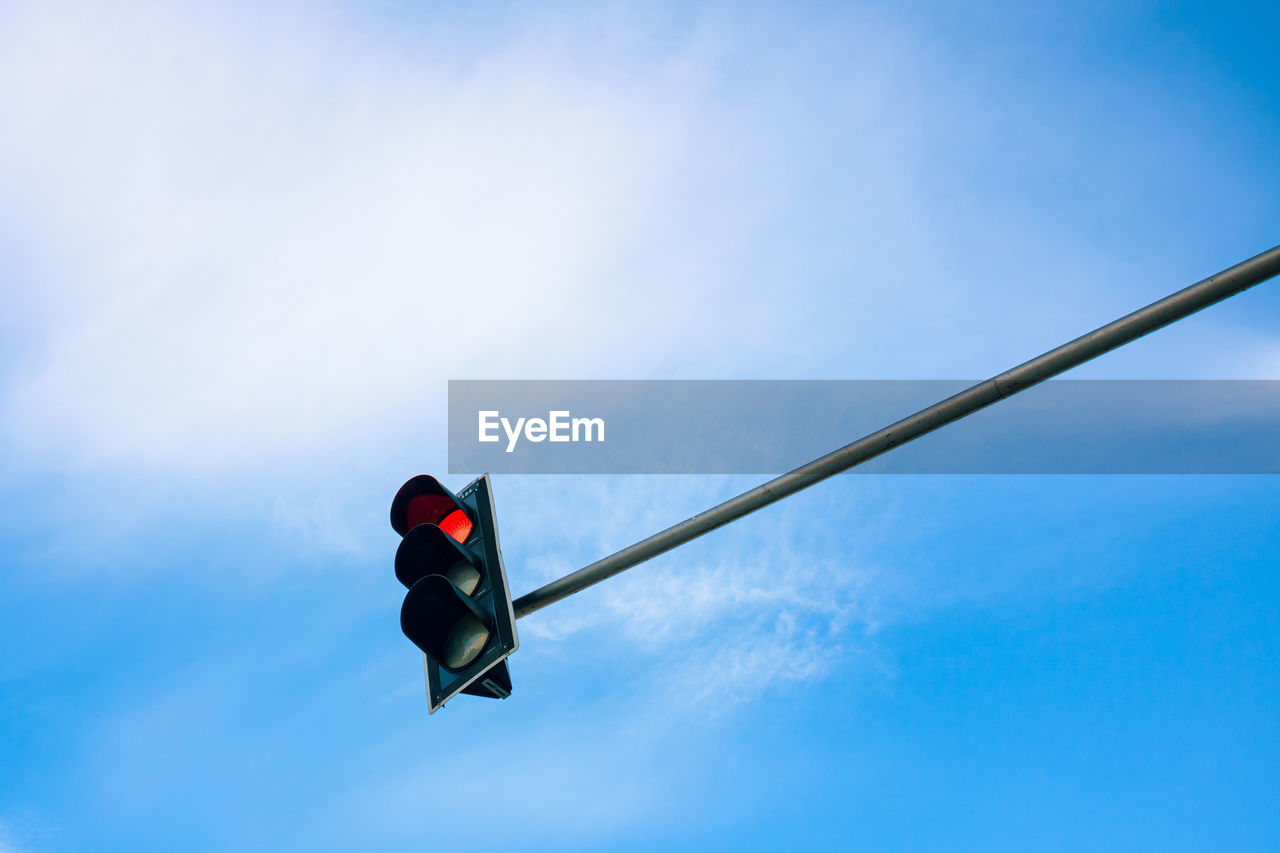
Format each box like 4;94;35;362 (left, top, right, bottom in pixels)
502;476;886;712
0;820;25;853
342;727;663;845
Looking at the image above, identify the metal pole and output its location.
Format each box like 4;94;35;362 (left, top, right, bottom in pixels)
512;243;1280;619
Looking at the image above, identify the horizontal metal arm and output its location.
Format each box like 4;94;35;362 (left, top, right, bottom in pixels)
512;243;1280;619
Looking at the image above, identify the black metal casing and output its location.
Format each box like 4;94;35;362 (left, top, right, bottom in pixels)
391;473;518;713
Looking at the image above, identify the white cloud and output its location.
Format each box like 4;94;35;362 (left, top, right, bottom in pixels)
2;0;1270;702
0;0;704;473
4;0;1257;490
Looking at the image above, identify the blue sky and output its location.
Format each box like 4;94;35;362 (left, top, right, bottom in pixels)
1;1;1278;850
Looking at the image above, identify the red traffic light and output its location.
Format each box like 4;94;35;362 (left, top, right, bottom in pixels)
390;475;474;542
391;473;519;712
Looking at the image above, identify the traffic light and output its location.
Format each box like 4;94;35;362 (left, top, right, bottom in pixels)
390;473;518;713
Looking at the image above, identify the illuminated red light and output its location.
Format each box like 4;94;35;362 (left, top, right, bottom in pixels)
436;509;474;544
405;494;473;543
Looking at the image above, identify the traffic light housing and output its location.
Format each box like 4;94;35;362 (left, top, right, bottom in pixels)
390;473;518;713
